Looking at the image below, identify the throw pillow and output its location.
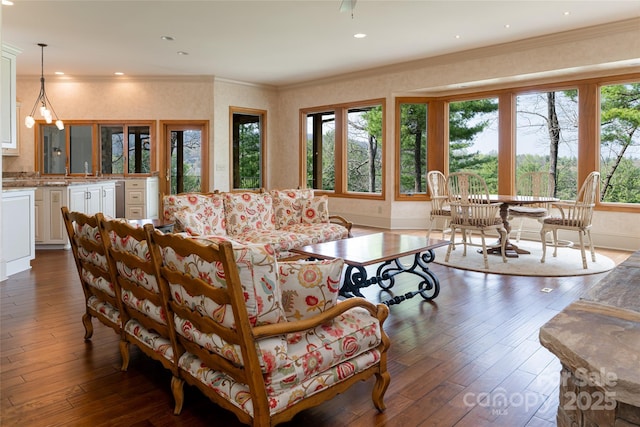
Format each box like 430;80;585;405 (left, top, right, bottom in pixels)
271;189;313;229
279;258;344;321
301;195;330;224
172;208;212;236
224;192;276;236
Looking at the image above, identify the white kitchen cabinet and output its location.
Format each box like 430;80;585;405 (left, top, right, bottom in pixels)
102;184;116;218
35;186;71;246
125;177;159;219
35;181;116;248
68;182;115;216
1;44;20;154
2;188;36;276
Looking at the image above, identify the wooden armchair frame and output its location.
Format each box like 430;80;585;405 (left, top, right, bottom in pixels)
445;172;507;269
98;218;182;381
427;170;451;240
147;230;391;426
62;207;122;340
509;171;554;242
541;171;600;269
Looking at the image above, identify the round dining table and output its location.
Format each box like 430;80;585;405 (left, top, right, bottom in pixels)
485;194;558;258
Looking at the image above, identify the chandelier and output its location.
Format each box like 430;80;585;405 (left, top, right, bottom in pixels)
24;43;64;130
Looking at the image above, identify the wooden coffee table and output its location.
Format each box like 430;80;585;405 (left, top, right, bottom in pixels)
291;232;449;306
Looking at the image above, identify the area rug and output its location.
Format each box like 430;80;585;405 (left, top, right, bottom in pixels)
432;239;615;276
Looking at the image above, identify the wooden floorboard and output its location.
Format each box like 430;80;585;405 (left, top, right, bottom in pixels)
0;227;632;427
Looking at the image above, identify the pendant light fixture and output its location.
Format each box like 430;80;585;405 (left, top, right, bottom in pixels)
24;43;64;130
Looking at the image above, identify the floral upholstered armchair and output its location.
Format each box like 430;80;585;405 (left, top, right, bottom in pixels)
147;230;391;426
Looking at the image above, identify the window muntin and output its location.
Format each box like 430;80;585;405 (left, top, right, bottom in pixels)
448;97;499;193
397;102;428;197
599;82;640;205
516;90;579;200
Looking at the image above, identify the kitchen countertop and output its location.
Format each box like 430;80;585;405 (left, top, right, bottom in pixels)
2;178;118;188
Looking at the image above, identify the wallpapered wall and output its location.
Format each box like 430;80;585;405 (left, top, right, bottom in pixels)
4;19;639;250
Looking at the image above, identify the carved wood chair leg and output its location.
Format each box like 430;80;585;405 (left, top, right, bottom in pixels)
372;370;390;412
171;376;185;415
82;313;94;340
119;340;130;371
540;229;547;264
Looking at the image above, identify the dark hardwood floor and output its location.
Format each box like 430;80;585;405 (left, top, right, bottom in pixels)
1;228;632;427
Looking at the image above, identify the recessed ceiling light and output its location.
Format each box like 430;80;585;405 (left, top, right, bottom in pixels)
55;71;64;75
161;36;175;41
177;51;189;55
504;24;510;29
455;34;461;39
2;1;15;6
114;72;124;76
353;33;367;39
564;11;570;16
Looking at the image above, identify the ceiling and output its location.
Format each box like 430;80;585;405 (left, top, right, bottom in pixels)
3;0;640;87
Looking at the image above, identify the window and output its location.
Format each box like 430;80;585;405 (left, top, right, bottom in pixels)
38;120;155;176
599;82;640;205
231;107;266;190
395;75;639;212
516;90;579;199
100;124;152;175
397;100;428;198
448;97;499;193
303;99;385;198
41;125;67;175
167;127;204;194
306;111;336;190
346;105;383;193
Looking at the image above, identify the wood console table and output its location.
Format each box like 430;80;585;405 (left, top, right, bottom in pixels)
291;232;449;306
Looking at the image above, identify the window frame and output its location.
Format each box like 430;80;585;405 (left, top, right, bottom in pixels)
36;119;156;177
229;106;267;190
300;98;386;200
395;97;430;201
394;73;639;213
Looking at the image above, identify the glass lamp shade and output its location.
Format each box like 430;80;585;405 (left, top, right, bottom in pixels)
25;116;36;128
55;120;64;130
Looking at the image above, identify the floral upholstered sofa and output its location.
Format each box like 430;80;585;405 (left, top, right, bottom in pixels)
162;189;352;260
